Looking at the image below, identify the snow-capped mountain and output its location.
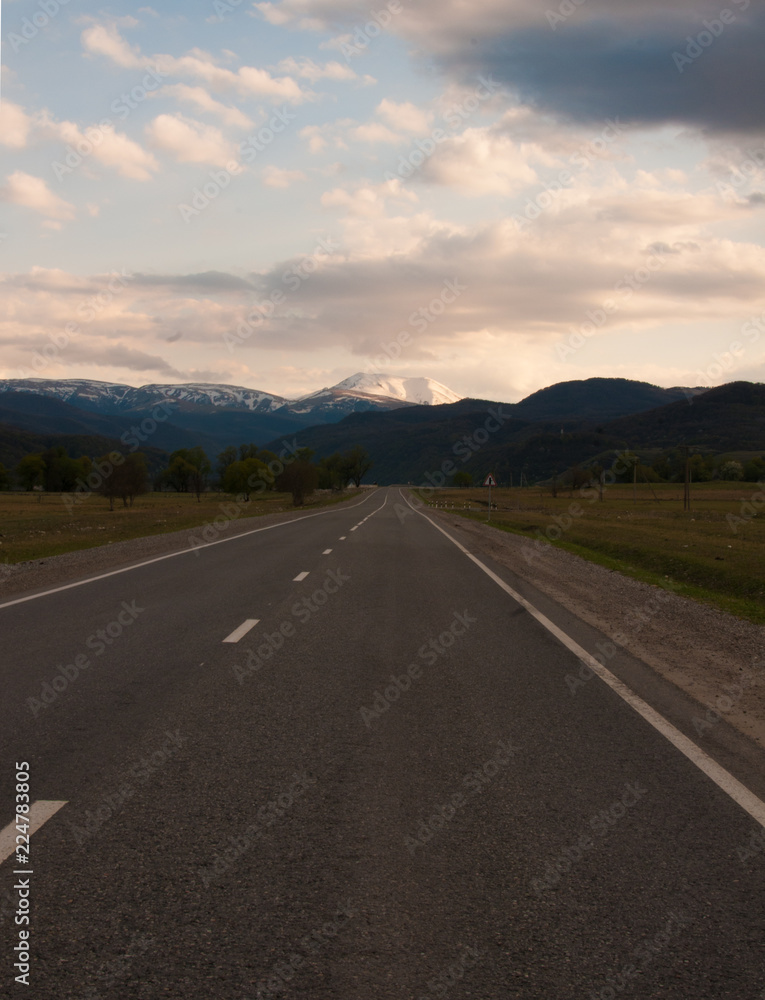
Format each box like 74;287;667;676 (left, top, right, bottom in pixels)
0;378;287;414
0;374;462;417
300;373;461;407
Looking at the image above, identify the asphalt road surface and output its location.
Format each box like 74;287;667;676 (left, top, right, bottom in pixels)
1;486;765;999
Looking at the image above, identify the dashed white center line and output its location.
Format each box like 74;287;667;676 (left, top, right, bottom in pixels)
339;536;347;540
293;571;310;582
323;549;333;555
0;801;68;865
222;619;260;644
350;527;358;532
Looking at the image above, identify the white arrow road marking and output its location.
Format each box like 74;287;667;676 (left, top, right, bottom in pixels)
1;801;68;865
223;619;260;644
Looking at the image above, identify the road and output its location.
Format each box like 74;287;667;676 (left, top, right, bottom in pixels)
1;486;764;998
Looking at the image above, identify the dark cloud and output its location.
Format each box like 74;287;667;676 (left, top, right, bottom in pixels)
438;9;765;132
132;271;256;292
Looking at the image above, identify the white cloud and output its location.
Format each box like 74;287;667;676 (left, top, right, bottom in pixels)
40;116;159;181
145;114;238;167
376;99;432;134
262;165;307;188
277;55;357;82
0;101;32;149
81;23;312;104
81;23;144;69
418;129;539;195
0;172;76;221
159;84;256;129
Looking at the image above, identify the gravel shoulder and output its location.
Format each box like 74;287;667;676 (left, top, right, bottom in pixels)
431;509;765;751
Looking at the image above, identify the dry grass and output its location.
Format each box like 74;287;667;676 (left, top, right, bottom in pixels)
417;482;765;623
0;489;350;564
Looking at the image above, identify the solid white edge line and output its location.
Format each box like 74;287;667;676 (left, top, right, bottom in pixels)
0;489;381;611
222;618;260;644
293;572;310;582
400;489;765;829
0;800;68;865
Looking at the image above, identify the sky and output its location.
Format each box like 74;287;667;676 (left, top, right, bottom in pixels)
1;0;765;403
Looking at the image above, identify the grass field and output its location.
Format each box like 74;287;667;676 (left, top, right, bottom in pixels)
415;482;765;625
0;489;357;565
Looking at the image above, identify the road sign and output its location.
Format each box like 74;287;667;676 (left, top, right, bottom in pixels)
483;474;497;487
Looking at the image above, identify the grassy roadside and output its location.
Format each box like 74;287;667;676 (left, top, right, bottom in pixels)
0;488;366;564
414;484;765;625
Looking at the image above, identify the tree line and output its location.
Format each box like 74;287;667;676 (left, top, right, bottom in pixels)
2;442;373;508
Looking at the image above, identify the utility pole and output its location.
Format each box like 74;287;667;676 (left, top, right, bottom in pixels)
683;446;691;511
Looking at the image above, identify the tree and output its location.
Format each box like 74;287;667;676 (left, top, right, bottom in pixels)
222;457;268;500
743;457;765;482
318;452;349;491
114;453;149;506
342;445;372;488
165;447;210;498
718;460;744;481
16;454;46;491
216;446;238;484
276;460;319;506
452;471;472;488
0;463;10;490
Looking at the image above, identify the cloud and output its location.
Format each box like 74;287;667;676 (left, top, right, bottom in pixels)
262;165;307;187
276;55;358;82
417;128;539;195
38;115;159;181
0;101;32;149
256;0;765;132
81;22;312;104
0;172;76;221
376;99;432;134
159;84;256;129
145;114;239;167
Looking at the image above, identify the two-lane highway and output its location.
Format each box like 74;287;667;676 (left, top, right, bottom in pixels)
1;486;764;998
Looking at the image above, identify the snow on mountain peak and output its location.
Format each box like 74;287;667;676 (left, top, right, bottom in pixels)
315;373;462;406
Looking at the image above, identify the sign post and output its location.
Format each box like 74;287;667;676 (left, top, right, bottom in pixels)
483;473;497;521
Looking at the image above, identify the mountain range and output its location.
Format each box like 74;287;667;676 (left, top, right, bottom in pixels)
0;373;761;483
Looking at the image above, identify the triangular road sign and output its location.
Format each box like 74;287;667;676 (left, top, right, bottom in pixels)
483;474;497;487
